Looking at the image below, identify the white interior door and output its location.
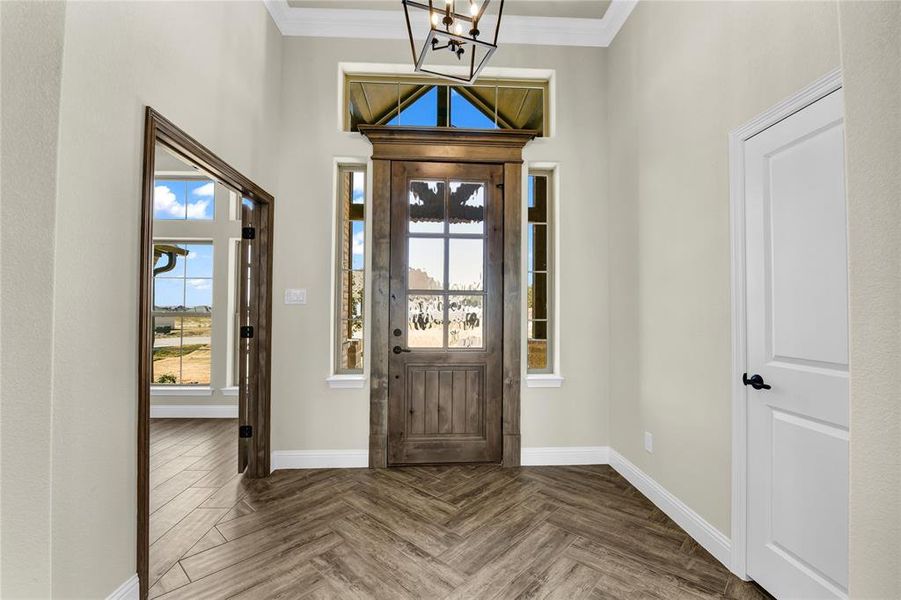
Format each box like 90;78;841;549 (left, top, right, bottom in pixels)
744;89;849;600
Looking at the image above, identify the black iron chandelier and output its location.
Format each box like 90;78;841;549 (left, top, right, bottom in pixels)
402;0;505;84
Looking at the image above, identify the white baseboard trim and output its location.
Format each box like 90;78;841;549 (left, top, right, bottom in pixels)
106;574;139;600
150;404;238;418
521;446;609;466
609;449;732;570
271;449;369;471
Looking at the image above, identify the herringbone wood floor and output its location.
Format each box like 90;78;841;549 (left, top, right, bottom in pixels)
149;419;770;600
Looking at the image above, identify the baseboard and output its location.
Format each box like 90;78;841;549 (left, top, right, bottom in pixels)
150;404;238;418
609;449;732;570
270;449;369;471
521;446;610;466
106;574;139;600
270;446;610;470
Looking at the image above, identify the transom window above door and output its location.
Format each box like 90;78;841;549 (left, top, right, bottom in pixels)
406;179;488;350
345;75;547;136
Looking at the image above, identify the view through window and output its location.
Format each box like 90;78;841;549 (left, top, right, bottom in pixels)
152;240;214;385
153;178;215;220
527;172;553;373
345;76;547;135
335;166;366;373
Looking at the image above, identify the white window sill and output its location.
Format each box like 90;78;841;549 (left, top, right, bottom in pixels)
221;386;239;397
326;374;367;389
525;374;565;388
150;386;213;397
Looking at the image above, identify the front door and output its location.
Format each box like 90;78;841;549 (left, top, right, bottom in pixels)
744;89;849;598
388;161;504;465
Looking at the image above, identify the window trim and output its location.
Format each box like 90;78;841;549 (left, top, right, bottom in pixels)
525;164;563;387
330;159;370;384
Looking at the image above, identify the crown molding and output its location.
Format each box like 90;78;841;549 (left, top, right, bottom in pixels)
263;0;637;47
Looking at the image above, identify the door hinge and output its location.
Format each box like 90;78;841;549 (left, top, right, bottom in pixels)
242;226;256;240
239;425;253;438
240;326;254;339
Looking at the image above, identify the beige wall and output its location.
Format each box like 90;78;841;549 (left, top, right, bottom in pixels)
0;2;66;597
606;1;841;535
273;37;609;452
840;2;901;597
36;2;281;596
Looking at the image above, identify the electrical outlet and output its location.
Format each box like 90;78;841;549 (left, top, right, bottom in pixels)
644;431;653;453
284;288;307;305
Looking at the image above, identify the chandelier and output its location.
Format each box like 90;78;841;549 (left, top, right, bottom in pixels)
402;0;505;84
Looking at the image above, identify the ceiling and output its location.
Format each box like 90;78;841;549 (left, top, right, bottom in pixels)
285;1;612;20
268;0;636;47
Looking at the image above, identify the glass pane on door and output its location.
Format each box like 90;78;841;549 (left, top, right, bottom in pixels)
409;180;445;233
408;294;444;348
449;182;485;234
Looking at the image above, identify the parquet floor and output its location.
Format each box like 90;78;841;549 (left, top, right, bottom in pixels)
149;418;771;600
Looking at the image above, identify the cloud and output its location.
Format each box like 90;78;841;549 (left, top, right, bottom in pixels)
352;230;364;257
154;185;185;218
192;181;215;197
186;199;211;219
187;278;212;291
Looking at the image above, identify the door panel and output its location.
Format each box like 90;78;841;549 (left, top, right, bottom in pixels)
745;89;848;599
388;162;503;465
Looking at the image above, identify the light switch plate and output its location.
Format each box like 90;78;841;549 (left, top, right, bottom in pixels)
284;288;307;305
644;431;653;453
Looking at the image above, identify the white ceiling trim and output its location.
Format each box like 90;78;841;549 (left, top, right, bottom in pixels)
263;0;636;47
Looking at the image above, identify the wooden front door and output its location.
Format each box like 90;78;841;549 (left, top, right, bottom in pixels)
388;161;504;465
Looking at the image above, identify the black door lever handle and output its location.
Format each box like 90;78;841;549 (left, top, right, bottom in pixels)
743;373;771;390
393;346;411;354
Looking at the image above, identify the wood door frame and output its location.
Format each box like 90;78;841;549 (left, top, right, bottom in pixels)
727;68;842;580
360;126;535;468
138;107;274;599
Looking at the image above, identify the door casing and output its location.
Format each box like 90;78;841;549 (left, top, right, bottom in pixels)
360;126;535;468
728;68;843;580
138;107;274;600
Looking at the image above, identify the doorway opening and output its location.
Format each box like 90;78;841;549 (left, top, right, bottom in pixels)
138;108;274;599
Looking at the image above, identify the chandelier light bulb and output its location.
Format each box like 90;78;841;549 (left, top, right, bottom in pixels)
431;12;440;26
454;21;463;35
470;1;479;17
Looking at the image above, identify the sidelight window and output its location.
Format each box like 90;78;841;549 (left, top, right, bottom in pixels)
527;171;553;374
335;166;366;374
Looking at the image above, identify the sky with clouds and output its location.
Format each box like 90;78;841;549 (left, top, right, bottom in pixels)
154;179;215;220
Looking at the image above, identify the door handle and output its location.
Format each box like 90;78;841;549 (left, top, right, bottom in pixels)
393;346;411;354
743;373;771;390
